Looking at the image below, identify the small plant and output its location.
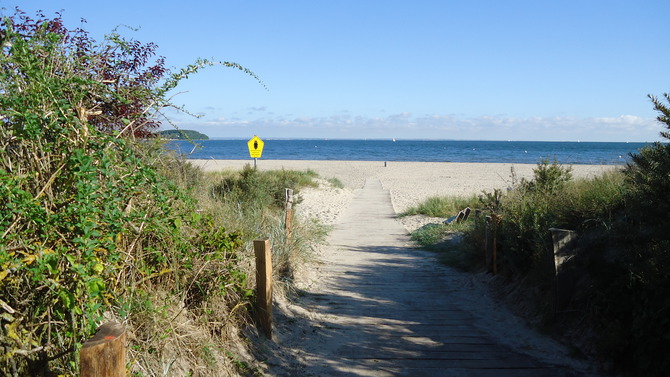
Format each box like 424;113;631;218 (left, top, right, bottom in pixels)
521;157;573;194
327;177;345;189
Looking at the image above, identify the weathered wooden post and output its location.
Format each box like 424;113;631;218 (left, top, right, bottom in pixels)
254;238;273;339
284;188;294;245
548;228;578;275
548;228;578;317
485;216;494;273
485;215;500;274
80;321;126;377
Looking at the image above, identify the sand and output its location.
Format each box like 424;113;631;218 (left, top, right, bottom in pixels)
189;159;619;231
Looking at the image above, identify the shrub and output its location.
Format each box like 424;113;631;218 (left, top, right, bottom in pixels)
603;92;670;376
0;9;259;375
520;157;573;194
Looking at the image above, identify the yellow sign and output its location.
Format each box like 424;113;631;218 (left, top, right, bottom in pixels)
247;135;264;158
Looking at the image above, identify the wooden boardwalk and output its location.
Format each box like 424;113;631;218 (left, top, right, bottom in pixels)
266;178;586;377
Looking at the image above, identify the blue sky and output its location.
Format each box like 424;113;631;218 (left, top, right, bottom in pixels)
3;1;669;141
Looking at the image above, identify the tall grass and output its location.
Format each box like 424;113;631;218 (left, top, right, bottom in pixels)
401;195;480;218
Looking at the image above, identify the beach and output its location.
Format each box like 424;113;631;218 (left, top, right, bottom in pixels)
189;159;618;230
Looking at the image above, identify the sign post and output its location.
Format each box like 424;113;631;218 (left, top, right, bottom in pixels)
247;135;265;168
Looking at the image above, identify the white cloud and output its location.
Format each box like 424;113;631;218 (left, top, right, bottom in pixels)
170;112;662;142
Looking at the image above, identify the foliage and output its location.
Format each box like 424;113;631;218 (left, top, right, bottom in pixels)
210;165;317;212
607;92;670;376
410;224;448;246
626;143;670;231
401;195;480;218
327;177;345;189
206;166;325;279
520;157;573;194
158;129;210;140
0;8;260;376
648;92;670;140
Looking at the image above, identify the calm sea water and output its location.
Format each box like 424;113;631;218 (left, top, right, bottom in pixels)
167;139;651;165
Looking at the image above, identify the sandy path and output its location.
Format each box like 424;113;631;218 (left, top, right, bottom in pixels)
268;178;582;377
253;178;600;376
189;160;608;376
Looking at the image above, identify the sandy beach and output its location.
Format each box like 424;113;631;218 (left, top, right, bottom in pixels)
189;159;619;230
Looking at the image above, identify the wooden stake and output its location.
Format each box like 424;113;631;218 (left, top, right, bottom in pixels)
485;215;501;274
285;188;294;244
80;322;126;377
548;228;578;275
548;228;578;317
254;238;273;339
485;216;494;273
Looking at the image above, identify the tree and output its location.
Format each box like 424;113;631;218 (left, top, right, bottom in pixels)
626;92;670;225
649;92;670;140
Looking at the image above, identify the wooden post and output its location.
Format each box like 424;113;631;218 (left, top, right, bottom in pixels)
485;215;501;274
284;188;294;245
254;238;273;339
548;228;578;275
80;321;126;377
548;228;577;316
485;216;493;273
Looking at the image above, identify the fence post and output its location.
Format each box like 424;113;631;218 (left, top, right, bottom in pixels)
284;188;294;246
548;228;578;316
548;228;578;275
80;321;126;377
485;215;500;274
485;216;493;273
254;238;273;339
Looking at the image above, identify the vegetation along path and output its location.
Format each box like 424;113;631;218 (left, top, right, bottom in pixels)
262;178;597;377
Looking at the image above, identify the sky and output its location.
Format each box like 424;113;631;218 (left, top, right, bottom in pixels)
2;0;669;141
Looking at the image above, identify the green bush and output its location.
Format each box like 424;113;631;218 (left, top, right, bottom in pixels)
521;157;573;194
0;10;257;375
603;92;670;376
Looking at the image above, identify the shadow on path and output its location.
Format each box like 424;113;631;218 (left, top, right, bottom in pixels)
260;178;587;377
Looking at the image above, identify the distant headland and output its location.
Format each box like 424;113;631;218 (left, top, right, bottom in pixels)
158;129;209;140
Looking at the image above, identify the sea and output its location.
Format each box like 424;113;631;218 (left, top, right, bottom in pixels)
166;139;653;165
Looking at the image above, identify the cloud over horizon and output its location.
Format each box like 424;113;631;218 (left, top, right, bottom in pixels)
170;112;661;142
